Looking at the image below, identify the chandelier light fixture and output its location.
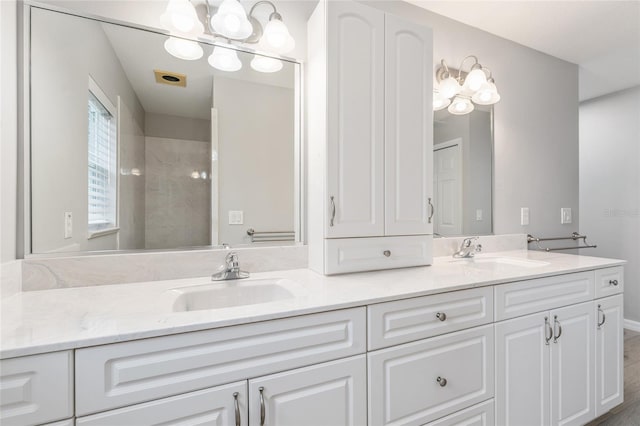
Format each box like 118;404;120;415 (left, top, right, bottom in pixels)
434;56;500;115
160;0;295;73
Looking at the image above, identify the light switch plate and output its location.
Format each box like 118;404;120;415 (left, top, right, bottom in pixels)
476;209;483;221
561;208;572;224
228;210;243;225
521;207;530;226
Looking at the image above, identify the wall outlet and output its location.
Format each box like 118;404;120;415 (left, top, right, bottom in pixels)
228;210;244;225
521;207;530;226
476;209;483;221
64;212;73;239
561;208;572;224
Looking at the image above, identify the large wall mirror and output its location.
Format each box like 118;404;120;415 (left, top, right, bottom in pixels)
433;107;493;237
28;7;302;255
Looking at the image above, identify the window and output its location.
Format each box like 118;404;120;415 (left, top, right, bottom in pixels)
87;78;117;235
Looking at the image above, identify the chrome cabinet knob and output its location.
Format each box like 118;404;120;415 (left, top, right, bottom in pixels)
383;250;391;257
609;279;618;286
436;312;447;321
436;376;447;387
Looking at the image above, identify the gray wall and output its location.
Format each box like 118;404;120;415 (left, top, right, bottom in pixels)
579;86;640;323
363;1;579;237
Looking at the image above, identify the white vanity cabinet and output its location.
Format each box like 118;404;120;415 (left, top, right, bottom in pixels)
307;0;434;274
595;294;624;417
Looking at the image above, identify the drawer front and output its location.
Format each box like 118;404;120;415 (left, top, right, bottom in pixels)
0;351;74;426
424;399;494;426
495;271;594;321
595;267;624;298
43;420;75;426
76;308;366;415
368;287;493;350
368;325;494;426
325;235;433;274
76;381;247;426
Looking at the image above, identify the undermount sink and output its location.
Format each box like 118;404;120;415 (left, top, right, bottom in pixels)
171;278;295;312
451;256;550;269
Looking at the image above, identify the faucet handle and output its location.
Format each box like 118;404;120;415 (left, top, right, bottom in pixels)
225;251;239;267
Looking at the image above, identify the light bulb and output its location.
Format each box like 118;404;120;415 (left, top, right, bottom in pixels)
438;76;461;99
191;170;200;179
464;67;487;92
208;47;242;72
472;81;501;105
448;96;474;115
262;18;295;53
160;0;203;36
164;37;203;60
433;91;451;111
211;0;253;39
250;55;283;73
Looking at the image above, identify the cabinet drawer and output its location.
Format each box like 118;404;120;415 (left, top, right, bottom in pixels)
325;235;432;274
495;271;594;321
368;287;493;350
595;267;623;298
424;399;494;426
76;308;366;415
76;381;247;426
0;351;74;426
368;325;494;426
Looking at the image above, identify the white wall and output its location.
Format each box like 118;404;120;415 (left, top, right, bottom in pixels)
362;1;579;237
579;86;640;324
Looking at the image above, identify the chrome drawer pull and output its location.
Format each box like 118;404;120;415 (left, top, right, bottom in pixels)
436;312;447;322
259;387;266;426
329;196;336;227
609;279;618;286
436;376;447;387
553;315;562;343
233;392;241;426
545;316;553;345
428;198;434;224
597;304;606;329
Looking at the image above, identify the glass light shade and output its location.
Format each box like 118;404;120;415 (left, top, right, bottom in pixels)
471;81;501;105
464;67;487;92
433;91;451;111
448;96;475;115
164;37;203;60
160;0;203;35
250;55;283;73
438;76;461;99
262;18;295;54
208;47;242;72
211;0;253;39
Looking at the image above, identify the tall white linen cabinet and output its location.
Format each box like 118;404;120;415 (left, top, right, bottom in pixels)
307;0;434;274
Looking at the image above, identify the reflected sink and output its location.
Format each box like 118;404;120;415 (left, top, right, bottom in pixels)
172;278;295;312
450;257;550;269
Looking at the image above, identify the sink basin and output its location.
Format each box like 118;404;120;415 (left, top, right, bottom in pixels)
450;257;550;269
172;278;295;312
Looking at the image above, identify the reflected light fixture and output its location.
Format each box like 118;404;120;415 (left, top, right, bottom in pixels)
161;0;295;73
208;46;242;71
434;56;500;115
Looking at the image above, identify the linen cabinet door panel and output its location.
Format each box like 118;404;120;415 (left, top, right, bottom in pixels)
595;295;624;417
384;13;433;236
368;325;494;426
495;312;550;426
248;355;367;426
326;0;385;238
550;302;595;426
76;381;247;426
0;351;74;426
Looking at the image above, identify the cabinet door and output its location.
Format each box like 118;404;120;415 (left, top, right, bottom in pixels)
76;381;247;426
326;1;384;238
550;302;596;426
595;295;624;417
384;13;433;236
248;355;367;426
495;312;550;426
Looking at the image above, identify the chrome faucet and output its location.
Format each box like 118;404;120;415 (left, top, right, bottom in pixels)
212;251;250;281
453;237;482;258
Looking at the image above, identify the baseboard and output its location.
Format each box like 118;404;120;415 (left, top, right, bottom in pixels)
624;319;640;332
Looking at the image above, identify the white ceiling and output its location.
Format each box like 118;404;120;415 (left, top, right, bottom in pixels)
407;0;640;101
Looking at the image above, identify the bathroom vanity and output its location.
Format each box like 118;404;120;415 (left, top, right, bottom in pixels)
0;252;624;426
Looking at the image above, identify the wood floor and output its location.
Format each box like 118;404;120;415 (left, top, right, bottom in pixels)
587;328;640;426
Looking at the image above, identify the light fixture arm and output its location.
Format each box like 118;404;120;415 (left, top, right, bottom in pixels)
457;55;480;82
248;1;279;20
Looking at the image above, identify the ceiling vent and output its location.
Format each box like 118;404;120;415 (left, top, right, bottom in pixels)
154;70;187;87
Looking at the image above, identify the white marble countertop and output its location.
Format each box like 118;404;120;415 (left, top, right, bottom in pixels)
0;250;624;359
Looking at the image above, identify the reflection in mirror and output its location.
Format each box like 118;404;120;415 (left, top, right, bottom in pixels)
433;107;493;237
29;8;300;254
